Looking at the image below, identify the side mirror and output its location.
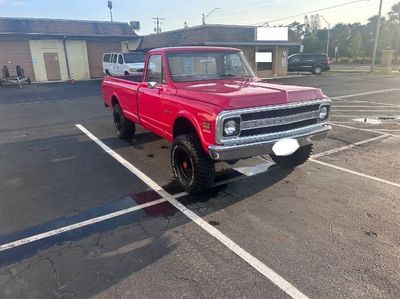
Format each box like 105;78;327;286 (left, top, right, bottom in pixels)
148;81;157;89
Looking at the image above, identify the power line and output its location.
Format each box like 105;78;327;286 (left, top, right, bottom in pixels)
152;17;165;33
255;0;370;26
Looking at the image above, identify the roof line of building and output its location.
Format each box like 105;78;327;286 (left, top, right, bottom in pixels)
0;16;130;25
204;41;300;46
0;32;139;38
144;23;258;37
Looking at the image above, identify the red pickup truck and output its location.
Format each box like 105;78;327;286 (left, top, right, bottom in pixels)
102;46;331;193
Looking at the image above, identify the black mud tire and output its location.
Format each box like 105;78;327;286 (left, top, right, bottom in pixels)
270;144;313;169
113;104;135;140
105;70;111;76
171;134;215;194
124;71;130;76
312;65;323;75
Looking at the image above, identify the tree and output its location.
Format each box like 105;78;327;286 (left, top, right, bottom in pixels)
348;30;363;58
388;3;400;62
284;1;400;63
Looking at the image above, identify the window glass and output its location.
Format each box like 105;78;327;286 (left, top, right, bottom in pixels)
289;55;301;63
256;48;273;71
123;53;145;63
112;54;117;63
118;55;123;64
146;55;166;84
103;54;110;62
167;52;254;82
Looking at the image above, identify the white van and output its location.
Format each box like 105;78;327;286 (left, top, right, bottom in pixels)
102;52;146;76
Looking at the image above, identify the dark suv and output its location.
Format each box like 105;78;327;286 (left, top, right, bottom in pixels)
288;53;330;75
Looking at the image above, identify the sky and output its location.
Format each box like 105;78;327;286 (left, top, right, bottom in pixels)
0;0;399;34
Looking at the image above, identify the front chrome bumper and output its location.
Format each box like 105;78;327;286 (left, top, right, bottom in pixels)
208;124;331;161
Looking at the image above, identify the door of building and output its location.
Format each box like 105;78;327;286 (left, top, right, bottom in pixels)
43;53;61;81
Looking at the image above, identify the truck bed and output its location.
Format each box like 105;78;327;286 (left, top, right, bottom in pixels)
102;75;143;123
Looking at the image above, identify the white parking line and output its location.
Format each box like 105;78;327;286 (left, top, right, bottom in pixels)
332;89;400;100
332;106;398;108
333;99;400;107
309;158;400;189
75;124;309;299
311;134;389;159
333;109;398;112
331;115;386;118
331;123;397;136
0;198;168;252
372;129;400;132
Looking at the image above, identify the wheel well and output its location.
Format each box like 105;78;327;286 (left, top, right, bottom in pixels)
173;117;198;139
111;96;119;107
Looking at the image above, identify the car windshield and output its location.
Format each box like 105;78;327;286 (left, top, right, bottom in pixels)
167;51;255;82
123;53;145;64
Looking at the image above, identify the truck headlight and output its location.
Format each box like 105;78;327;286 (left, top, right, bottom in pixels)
223;118;240;136
319;105;329;120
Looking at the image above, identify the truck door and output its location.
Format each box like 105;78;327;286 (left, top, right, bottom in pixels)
137;54;168;137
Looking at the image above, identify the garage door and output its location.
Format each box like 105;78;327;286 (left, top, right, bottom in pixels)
86;41;121;78
0;41;34;80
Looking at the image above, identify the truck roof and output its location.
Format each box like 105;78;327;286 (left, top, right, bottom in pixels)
148;46;241;54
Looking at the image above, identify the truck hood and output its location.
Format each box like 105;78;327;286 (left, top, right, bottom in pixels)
176;80;325;110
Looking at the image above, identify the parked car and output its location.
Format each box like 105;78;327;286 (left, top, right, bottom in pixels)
288;53;331;74
102;52;146;76
102;46;331;193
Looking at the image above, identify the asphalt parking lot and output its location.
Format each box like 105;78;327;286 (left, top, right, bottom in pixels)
0;73;399;299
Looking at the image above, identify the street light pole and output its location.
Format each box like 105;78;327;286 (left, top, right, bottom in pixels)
371;0;383;72
202;8;219;25
107;1;113;23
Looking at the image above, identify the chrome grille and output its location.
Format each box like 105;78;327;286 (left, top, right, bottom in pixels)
215;99;331;145
239;104;321;137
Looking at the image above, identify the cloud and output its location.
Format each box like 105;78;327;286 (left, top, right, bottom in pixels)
13;1;24;5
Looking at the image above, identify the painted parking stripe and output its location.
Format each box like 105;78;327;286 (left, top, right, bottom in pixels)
0;198;168;252
332;105;399;108
75;124;310;299
331;123;397;137
311;134;389;159
332;89;400;100
335;100;400;107
330;115;390;118
333;109;399;112
310;158;400;188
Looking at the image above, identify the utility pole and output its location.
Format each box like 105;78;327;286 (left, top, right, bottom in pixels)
371;0;383;72
107;1;113;23
317;14;331;57
202;8;219;25
153;17;165;33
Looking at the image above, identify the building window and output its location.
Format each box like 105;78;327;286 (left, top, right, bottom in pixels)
256;48;273;71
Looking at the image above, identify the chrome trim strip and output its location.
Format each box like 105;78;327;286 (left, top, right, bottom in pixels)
209;125;331;161
215;98;331;144
222;122;329;146
241;110;320;130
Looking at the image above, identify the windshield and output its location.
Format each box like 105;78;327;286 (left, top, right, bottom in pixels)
123;52;145;64
167;51;255;82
